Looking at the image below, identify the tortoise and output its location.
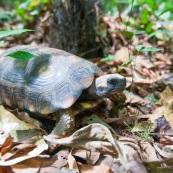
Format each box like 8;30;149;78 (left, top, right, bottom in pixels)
0;45;126;150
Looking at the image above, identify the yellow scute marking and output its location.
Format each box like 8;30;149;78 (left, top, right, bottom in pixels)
62;131;66;136
61;97;76;108
70;56;81;63
38;66;48;75
80;76;94;88
29;104;35;112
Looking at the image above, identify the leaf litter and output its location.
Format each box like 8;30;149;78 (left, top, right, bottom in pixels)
1;5;173;173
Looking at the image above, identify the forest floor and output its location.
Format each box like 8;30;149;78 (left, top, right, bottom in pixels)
1;8;173;173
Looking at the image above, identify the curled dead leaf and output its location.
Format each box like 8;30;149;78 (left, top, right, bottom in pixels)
1;143;36;161
1;135;13;156
44;123;126;162
0;139;48;166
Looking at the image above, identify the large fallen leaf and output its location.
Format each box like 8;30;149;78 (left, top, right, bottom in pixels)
11;157;42;173
1;135;13;155
140;142;160;161
81;162;111;173
72;149;100;165
1;143;36;161
44;123;126;162
0;139;48;166
77;114;117;136
68;151;79;172
0;106;38;141
149;86;173;129
0;106;48;165
38;148;69;173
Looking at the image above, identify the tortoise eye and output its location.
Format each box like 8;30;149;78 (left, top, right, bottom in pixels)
108;78;117;85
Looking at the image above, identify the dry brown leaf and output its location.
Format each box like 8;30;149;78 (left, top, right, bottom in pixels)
0;106;40;142
155;74;173;91
44;123;126;161
56;167;78;173
160;135;173;146
80;154;113;173
72;149;100;165
11;157;42;173
149;87;173;129
153;143;173;158
0;106;48;165
39;148;68;173
125;92;145;105
103;116;142;126
77;114;117;136
119;137;140;152
0;139;48;166
1;143;36;161
111;154;147;173
1;135;13;156
79;165;99;173
86;151;100;165
140;142;159;161
159;86;173;106
113;47;129;65
135;55;154;69
68;151;79;172
0;166;13;173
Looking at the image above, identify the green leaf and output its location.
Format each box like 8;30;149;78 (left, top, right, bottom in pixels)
120;30;134;40
145;94;158;103
6;51;35;60
135;45;144;52
0;29;33;39
145;22;155;33
158;8;173;17
140;8;150;24
142;47;161;52
117;67;122;73
0;41;4;47
101;54;114;62
148;30;170;39
30;10;39;16
0;11;13;21
132;31;145;35
121;55;134;67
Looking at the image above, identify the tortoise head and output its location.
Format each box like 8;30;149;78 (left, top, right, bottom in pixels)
94;74;126;97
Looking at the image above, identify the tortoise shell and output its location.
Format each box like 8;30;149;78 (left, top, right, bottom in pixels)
0;46;103;114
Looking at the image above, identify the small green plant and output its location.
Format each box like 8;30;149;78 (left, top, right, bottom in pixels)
0;11;14;21
145;94;158;103
135;45;162;54
0;29;33;48
0;29;35;60
0;29;33;39
14;0;49;25
121;55;134;67
125;122;153;142
101;54;114;62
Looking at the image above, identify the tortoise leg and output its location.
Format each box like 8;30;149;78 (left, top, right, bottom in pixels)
51;109;75;138
51;109;75;136
47;109;75;152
